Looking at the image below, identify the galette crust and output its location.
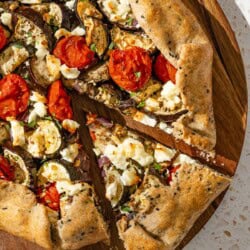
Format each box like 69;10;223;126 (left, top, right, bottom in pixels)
129;0;216;152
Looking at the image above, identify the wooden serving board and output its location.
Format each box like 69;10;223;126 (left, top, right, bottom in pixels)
0;0;247;249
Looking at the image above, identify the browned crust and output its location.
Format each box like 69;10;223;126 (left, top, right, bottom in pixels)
129;0;216;152
124;163;231;249
57;183;109;249
117;218;167;250
0;180;53;249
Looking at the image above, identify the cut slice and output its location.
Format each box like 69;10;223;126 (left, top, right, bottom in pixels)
86;114;231;250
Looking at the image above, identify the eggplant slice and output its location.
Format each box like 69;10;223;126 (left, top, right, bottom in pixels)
13;7;54;51
84;17;109;58
111;26;156;53
97;0;140;30
75;0;103;21
0;42;29;75
3;147;35;187
29;55;61;88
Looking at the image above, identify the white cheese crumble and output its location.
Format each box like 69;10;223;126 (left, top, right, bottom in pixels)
60;143;79;163
56;181;83;197
54;26;85;40
60;64;80;79
19;0;42;3
62;119;80;134
173;154;197;166
160;81;181;111
65;0;75;10
46;54;61;81
104;138;153;169
158;122;173;134
27;129;45;158
0;13;12;30
145;98;160;112
120;168;139;186
9;120;25;147
133;111;157;127
154;143;176;163
102;0;131;22
106;181;118;201
30;91;47;103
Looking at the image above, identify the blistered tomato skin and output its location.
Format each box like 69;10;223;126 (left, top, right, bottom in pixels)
47;80;73;121
0;25;7;50
0;74;30;120
154;54;177;83
37;182;60;211
53;36;95;69
108;47;152;92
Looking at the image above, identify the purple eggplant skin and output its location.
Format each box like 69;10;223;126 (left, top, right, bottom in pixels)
13;7;54;51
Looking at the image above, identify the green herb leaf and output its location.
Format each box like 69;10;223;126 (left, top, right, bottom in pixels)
26;120;37;128
129;92;136;97
121;205;131;213
134;71;141;79
154;163;162;171
137;101;145;108
13;43;23;49
108;42;115;50
126;18;133;26
90;43;96;52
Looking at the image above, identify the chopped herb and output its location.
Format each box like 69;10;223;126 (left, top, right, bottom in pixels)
23;72;29;80
137;101;145;108
51;25;59;33
129;92;136;97
90;43;96;52
126;18;133;26
26;120;37;128
13;43;23;49
121;205;131;213
44;116;53;121
109;42;115;50
134;71;141;79
154;163;162;170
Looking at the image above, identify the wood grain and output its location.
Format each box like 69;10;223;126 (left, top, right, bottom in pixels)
0;0;247;249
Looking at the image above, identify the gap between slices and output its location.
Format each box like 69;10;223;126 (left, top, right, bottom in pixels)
84;112;231;250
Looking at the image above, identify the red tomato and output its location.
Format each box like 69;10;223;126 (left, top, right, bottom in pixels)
108;47;152;92
154;54;177;83
0;156;14;181
0;74;30;120
0;25;7;50
37;183;60;211
53;36;95;69
47;80;73;121
167;165;180;184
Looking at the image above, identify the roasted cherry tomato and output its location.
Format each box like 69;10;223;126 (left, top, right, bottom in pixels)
53;36;95;69
0;156;14;181
37;182;60;211
0;74;30;120
108;47;152;92
47;80;73;121
0;25;7;50
167;165;180;184
154;54;177;83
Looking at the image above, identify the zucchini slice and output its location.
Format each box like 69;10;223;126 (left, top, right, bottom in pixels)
0;43;29;75
3;148;31;186
26;119;62;159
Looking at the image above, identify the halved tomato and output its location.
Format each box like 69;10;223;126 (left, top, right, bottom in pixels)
47;80;73;121
154;54;177;83
53;36;95;69
0;25;7;50
37;182;60;211
108;47;152;92
0;74;30;120
0;156;14;181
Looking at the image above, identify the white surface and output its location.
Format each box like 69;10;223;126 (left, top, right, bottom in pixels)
185;1;250;250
